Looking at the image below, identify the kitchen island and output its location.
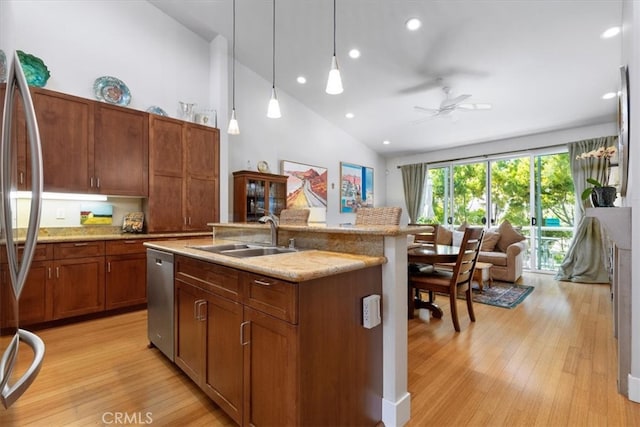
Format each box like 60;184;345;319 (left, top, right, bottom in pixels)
147;222;418;427
146;236;385;426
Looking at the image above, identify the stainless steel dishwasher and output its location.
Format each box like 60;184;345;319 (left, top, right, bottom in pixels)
147;249;174;361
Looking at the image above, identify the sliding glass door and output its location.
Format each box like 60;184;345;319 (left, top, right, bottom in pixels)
423;148;574;273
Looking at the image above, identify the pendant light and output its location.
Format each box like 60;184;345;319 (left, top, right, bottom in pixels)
267;0;281;118
227;0;240;134
325;0;343;94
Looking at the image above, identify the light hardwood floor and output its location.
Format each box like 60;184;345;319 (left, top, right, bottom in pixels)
1;272;639;426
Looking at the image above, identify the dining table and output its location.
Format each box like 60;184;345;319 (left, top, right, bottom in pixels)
407;243;460;319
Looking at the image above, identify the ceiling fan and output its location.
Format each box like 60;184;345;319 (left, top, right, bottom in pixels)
413;87;491;122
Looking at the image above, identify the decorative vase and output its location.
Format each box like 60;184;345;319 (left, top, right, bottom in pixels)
591;186;617;207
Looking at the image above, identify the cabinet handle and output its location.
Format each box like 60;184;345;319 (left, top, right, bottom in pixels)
55;267;59;279
90;177;94;188
96;177;100;188
19;172;24;185
253;279;272;286
193;299;206;321
197;300;207;321
48;267;51;280
107;262;111;273
240;321;250;346
124;240;136;244
74;242;88;247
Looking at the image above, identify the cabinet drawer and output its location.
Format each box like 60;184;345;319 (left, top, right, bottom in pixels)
241;272;298;324
175;255;240;301
106;239;146;255
0;243;52;263
54;241;105;259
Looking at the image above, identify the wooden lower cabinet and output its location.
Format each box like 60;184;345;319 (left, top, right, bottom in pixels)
106;240;148;309
52;256;105;319
173;255;382;426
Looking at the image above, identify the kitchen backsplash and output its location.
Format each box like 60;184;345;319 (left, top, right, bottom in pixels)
15;197;143;229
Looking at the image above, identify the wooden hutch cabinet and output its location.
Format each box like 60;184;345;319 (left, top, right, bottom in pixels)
233;170;287;222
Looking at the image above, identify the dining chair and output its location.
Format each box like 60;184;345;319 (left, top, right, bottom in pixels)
409;226;484;332
412;223;439;245
279;208;310;225
354;207;402;225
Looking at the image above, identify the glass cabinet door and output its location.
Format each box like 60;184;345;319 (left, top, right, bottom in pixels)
246;179;266;221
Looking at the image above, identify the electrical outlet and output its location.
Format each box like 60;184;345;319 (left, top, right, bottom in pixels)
362;294;381;329
56;208;65;219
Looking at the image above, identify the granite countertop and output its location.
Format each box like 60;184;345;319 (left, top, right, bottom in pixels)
25;229;211;244
208;222;423;236
145;237;386;282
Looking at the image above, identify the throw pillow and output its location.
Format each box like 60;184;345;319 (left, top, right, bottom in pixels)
452;230;464;247
496;220;526;252
456;221;469;231
480;231;500;252
437;227;452;245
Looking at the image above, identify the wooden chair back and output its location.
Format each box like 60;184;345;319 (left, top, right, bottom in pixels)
409;226;484;331
412;224;439;245
355;207;402;225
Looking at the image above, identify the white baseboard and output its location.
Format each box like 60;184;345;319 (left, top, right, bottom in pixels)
382;392;411;427
628;374;640;402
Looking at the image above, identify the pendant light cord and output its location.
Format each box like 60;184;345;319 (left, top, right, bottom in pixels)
332;0;336;55
272;0;276;89
232;0;236;108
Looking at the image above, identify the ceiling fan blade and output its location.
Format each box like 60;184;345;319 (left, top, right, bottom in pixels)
414;106;440;114
441;94;471;108
458;103;492;110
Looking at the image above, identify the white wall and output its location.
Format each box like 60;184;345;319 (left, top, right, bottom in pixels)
2;0;385;227
227;61;386;225
385;122;617;224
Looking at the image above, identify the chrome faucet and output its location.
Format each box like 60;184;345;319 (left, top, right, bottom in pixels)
258;213;279;247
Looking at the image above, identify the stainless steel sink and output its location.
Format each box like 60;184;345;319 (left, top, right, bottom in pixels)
220;247;298;258
189;243;251;253
188;243;298;258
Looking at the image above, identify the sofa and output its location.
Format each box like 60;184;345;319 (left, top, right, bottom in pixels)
433;221;527;283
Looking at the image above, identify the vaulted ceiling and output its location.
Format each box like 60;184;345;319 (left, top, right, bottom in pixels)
150;0;623;157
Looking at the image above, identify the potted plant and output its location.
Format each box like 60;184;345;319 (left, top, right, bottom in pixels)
577;146;617;207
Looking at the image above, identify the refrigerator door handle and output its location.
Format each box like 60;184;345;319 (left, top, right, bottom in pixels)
1;51;44;300
0;329;45;409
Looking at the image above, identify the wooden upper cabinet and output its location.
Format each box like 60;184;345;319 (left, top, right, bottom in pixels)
94;103;149;196
17;88;148;196
32;89;94;193
145;115;219;232
184;125;219;230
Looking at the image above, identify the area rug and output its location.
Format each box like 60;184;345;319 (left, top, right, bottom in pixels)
468;282;534;309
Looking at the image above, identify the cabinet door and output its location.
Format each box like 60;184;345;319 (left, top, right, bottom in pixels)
33;90;93;192
203;292;243;425
106;253;146;310
184;124;219;230
146;116;185;232
0;262;52;328
94;104;148;196
52;256;105;319
175;280;205;385
243;306;299;427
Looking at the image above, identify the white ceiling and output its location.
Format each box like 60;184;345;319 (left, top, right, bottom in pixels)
149;0;623;157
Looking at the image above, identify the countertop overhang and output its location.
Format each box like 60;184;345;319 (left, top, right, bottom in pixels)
145;237;386;282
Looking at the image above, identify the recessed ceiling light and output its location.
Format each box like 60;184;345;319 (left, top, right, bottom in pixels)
296;76;307;84
602;92;617;100
382;140;391;145
348;49;361;59
405;18;421;31
601;26;621;38
345;112;355;119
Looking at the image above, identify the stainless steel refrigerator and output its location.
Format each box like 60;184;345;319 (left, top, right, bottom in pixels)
0;50;45;408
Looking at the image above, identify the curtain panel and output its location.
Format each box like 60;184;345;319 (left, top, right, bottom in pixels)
555;136;616;283
400;163;428;224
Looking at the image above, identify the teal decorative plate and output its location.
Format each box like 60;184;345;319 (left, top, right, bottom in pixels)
146;105;168;116
17;50;50;87
0;50;6;83
93;76;131;106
